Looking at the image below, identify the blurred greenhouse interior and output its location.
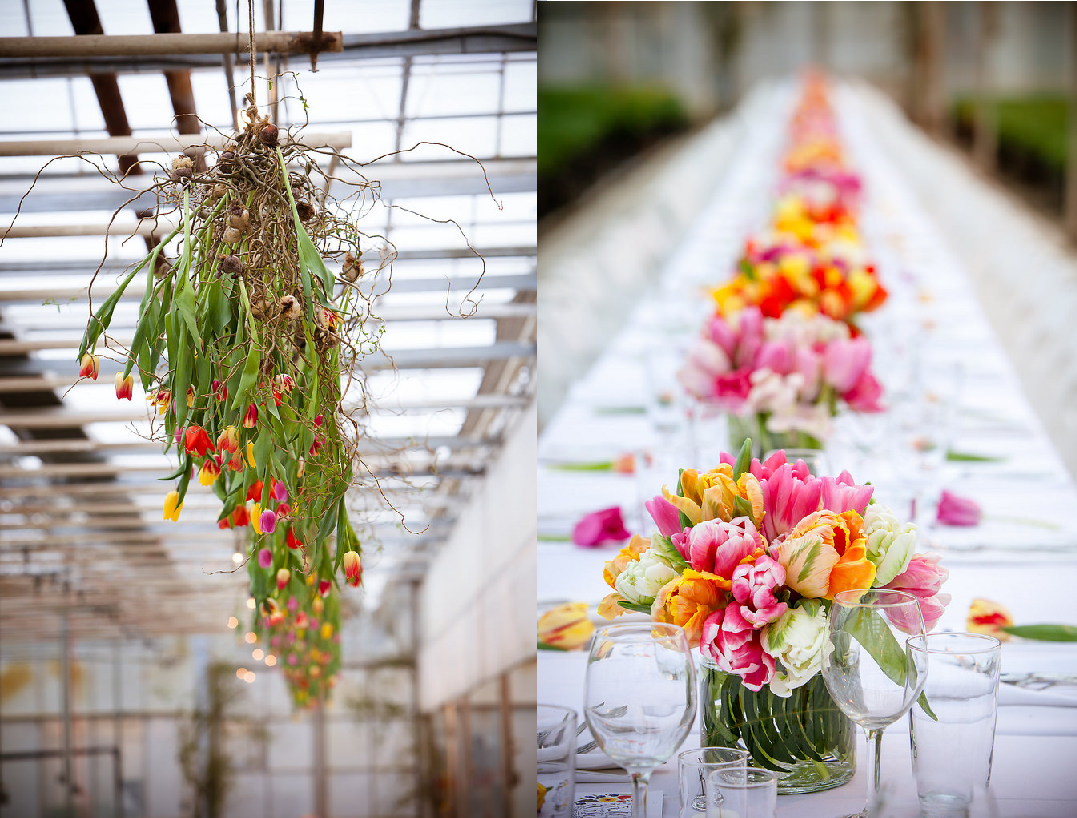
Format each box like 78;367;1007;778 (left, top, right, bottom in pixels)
0;1;535;817
538;1;1077;479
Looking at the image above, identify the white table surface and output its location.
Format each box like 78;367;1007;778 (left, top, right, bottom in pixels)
537;82;1077;817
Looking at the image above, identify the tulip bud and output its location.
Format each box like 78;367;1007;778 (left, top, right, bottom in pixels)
79;353;100;381
342;550;361;585
114;372;134;400
276;567;290;590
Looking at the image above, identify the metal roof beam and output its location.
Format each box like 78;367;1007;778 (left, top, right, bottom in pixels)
0;30;344;59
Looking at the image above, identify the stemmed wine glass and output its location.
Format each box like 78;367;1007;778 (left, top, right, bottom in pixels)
821;589;929;818
584;622;697;818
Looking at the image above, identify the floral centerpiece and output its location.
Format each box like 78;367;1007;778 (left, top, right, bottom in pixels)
678;306;883;454
599;442;950;792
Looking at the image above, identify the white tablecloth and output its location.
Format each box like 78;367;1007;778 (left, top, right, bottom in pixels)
537;82;1077;817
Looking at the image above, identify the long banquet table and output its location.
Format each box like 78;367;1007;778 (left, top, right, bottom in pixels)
537;82;1077;817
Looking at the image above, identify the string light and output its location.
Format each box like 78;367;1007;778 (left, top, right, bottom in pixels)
246;598;256;610
235;668;247;678
244;631;257;644
252;649;264;660
244;670;256;683
265;654;277;666
232;552;243;564
227;616;238;629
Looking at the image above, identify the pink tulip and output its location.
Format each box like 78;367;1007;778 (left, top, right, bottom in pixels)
687;518;764;578
820;470;874;515
756;341;793;376
757;463;824;542
287;597;298;612
260;509;278;535
735;307;764;368
731;555;788;628
936;490;981;527
842;370;884;413
646;495;683;538
823;339;872;392
714;371;753;408
884;553;951;632
700;605;776;692
794;347;822;401
707;316;738;361
572;507;631;547
257;548;272;569
272;479;289;503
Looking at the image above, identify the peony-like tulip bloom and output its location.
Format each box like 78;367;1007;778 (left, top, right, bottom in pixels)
537;602;595;651
651;569;730;647
260;509;278;534
757;462;824;542
700;604;776;691
216;425;239;454
571;506;631;547
936;490;981;527
601;535;650;588
731;555;788;628
276;567;290;590
883;553;950;632
863;504;916;586
614;551;678;605
687;517;765;578
773;509;875;599
242;402;258;428
198;460;220;486
820;470;873;515
114;372;134;400
79;353;100;380
761;600;828;696
183;425;215;457
257;547;272;569
162;490;182;521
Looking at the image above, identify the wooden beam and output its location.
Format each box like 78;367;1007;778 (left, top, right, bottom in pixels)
0;130;352;156
0;31;344;59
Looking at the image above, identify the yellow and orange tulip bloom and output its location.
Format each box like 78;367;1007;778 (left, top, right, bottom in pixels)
537;602;595;650
774;510;875;599
163;490;183;522
198;460;220;486
652;569;731;647
602;534;649;589
216;425;239;453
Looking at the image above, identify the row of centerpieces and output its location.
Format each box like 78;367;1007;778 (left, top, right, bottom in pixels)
596;77;950;792
679;74;888;455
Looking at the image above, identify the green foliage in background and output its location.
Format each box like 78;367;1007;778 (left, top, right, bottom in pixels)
953;95;1068;171
538;85;691;180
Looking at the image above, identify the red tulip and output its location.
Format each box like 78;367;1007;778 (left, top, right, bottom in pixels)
242;402;259;429
183;425;215;457
79;353;100;380
114;372;134;400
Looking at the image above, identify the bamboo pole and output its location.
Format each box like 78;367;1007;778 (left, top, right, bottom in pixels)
0;31;342;59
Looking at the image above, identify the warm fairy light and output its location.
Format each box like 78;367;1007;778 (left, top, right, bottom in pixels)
244;671;256;683
265;654;277;666
246;597;256;610
236;668;247;678
244;632;257;644
252;649;264;660
227;616;238;629
232;552;243;565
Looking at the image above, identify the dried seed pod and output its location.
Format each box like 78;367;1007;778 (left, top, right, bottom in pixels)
222;226;243;245
217;149;236;170
228;204;250;230
171;166;192;185
220;254;244;275
171;156;194;172
279;295;302;320
295;201;315;222
259;123;279;147
341;252;363;283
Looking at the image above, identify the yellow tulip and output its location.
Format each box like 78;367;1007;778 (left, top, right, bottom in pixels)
537;602;594;651
163;490;182;522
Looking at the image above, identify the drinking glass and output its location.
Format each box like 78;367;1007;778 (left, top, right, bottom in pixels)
909;633;1002;818
678;747;748;817
584;622;697;818
821;589;929;818
705;767;778;818
537;704;578;818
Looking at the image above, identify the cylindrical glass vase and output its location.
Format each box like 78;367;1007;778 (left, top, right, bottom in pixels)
699;659;855;794
727;413;823;460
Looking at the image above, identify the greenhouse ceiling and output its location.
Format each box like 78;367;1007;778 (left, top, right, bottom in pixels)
0;0;537;640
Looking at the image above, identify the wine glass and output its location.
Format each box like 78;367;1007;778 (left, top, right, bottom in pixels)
584;622;697;818
821;589;929;818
